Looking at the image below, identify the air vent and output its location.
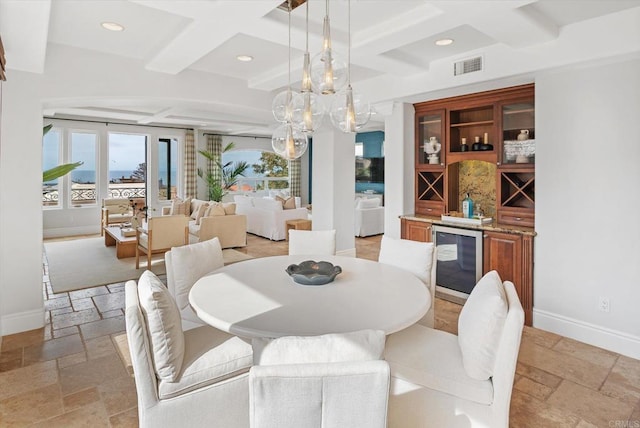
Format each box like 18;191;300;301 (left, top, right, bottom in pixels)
454;56;483;76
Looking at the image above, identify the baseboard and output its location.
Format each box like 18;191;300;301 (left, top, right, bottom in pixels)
336;248;356;257
533;308;640;360
44;225;99;238
1;308;45;336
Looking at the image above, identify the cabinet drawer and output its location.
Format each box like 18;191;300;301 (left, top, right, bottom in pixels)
497;210;534;227
415;202;445;217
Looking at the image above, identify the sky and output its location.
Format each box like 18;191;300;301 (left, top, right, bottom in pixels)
43;129;265;175
43;131;147;171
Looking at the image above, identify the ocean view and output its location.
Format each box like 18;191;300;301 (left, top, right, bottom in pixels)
70;170;177;184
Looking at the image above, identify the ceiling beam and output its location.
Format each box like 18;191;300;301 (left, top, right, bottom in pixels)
0;0;51;73
140;0;282;74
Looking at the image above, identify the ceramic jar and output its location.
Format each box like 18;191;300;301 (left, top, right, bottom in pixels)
517;130;530;141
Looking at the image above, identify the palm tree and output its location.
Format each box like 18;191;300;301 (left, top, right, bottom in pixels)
197;142;249;202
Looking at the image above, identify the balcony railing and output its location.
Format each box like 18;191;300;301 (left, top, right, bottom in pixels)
42;183;148;206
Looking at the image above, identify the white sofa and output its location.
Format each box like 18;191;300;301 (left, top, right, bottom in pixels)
355;197;385;237
234;196;308;241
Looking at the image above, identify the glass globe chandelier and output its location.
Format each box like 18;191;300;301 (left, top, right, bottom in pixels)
310;0;347;95
272;88;301;123
272;122;308;160
271;0;308;160
295;0;324;134
329;0;371;133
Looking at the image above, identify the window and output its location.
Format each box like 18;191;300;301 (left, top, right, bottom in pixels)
226;150;289;192
70;132;98;206
158;138;178;201
355;142;364;157
42;128;62;207
108;133;147;200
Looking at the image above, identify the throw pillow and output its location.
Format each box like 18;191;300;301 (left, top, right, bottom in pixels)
276;195;296;210
204;202;226;217
169;198;190;216
222;202;236;215
137;270;185;382
252;329;386;366
194;202;210;225
190;199;208;220
170;238;224;315
458;270;508;380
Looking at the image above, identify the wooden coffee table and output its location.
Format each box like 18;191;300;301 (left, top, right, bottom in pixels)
104;226;137;259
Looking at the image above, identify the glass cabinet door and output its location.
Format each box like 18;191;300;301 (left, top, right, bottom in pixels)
501;102;535;165
417;110;444;167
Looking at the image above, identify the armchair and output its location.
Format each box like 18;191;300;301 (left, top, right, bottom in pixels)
355;197;384;237
288;229;336;256
385;272;524;428
378;236;436;328
135;215;189;269
101;198;133;236
249;330;390;428
125;272;253;428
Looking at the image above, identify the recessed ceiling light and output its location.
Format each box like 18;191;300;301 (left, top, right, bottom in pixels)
435;38;454;46
101;22;124;32
236;55;254;62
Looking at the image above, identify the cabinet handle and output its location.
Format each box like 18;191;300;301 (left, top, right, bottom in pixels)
426;208;432;212
483;234;488;238
497;162;501;166
515;217;522;221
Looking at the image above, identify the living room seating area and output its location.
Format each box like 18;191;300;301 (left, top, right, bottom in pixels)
162;198;247;248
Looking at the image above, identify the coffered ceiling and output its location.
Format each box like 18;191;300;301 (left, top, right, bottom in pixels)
1;0;639;136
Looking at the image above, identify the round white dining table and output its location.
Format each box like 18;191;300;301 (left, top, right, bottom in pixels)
189;255;430;339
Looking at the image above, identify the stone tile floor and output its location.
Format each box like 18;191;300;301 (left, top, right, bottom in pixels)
0;233;638;427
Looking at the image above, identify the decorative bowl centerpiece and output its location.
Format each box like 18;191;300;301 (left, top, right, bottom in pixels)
286;260;342;286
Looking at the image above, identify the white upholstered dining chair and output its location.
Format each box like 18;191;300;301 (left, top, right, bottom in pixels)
165;237;224;330
125;271;253;428
135;215;189;269
384;271;524;428
378;236;437;327
288;229;336;256
249;330;390;428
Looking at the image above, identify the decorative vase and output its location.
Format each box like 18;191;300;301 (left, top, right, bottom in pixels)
517;130;530;141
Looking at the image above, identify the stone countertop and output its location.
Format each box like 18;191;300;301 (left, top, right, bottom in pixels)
401;214;537;237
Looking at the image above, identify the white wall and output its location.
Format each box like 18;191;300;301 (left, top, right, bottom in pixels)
535;58;640;358
383;103;415;239
0;71;45;335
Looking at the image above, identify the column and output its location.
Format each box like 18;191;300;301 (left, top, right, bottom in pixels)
311;125;356;256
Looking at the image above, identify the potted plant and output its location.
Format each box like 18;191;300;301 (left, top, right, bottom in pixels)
197;142;249;202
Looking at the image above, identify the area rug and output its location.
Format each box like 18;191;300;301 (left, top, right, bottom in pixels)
45;237;254;293
45;237;167;293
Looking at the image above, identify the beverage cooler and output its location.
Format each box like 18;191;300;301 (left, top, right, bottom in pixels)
432;225;483;300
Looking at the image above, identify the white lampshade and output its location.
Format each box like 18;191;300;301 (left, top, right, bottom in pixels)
272;89;302;123
329;85;371;133
311;50;347;95
272;122;309;160
292;91;325;133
